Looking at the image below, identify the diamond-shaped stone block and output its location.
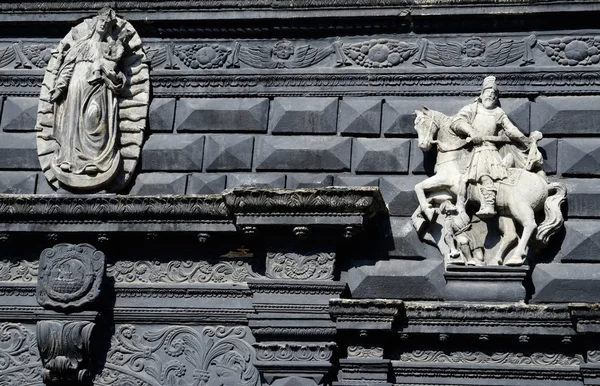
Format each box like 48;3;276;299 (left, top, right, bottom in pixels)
226;173;285;189
203;135;254;171
141;134;204;171
531;263;600;303
409;139;437;175
129;173;188;195
175;98;269;133
148;98;176;133
563;179;600;218
333;175;380;187
352;138;410;174
0;132;39;169
338;98;382;136
559;138;600;176
286;174;333;189
382;216;442;258
0;171;36;194
380;176;427;216
531;96;600;135
383;97;529;136
254;136;351;172
270;97;338;134
187;174;227;195
1;97;36;132
556;220;600;263
538;138;557;175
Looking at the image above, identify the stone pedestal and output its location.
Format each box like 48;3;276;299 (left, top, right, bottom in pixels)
444;265;528;302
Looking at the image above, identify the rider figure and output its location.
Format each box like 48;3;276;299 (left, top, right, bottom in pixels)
450;76;530;218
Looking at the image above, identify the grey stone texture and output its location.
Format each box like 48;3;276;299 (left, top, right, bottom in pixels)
175;98;269;133
286;174;333;189
0;171;37;193
333;175;380;187
269;97;338;134
558;138;600;176
0;97;35;132
203;135;254;171
538;138;558;175
379;176;427;216
562;179;600;218
0;132;39;169
141;134;205;171
531;96;600;135
382;217;441;258
352;138;410;174
338;98;382;136
531;263;600;303
555;220;600;263
128;173;188;195
148;98;176;133
254;136;351;171
186;174;227;194
409;139;437;175
226;173;285;189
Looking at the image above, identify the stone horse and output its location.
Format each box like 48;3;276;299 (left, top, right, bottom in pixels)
413;107;566;265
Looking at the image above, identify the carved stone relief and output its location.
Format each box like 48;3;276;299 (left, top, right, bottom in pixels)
412;76;566;267
266;251;335;280
392;350;583;366
0;323;42;385
97;325;259;386
0;259;38;282
37;243;105;310
538;36;600;66
36;7;149;191
255;342;335;362
340;39;419;68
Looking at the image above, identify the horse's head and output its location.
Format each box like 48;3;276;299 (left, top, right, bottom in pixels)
414;106;439;152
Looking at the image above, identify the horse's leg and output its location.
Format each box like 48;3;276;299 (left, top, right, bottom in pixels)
504;204;537;266
492;216;518;265
414;174;454;221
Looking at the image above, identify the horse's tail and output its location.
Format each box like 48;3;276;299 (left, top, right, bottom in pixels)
536;181;567;245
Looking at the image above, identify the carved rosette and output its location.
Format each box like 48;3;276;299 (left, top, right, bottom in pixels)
36;8;149;191
36;243;105;310
266;252;335;280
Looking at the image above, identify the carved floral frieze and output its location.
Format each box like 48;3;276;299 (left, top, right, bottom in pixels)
538;36;600;66
392;350;583;366
0;259;38;282
266;252;335;281
255;342;335;362
0;323;42;385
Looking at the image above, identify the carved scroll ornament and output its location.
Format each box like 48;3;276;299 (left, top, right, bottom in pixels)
36;8;149;191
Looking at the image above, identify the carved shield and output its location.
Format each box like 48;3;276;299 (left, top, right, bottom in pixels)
35;13;149;191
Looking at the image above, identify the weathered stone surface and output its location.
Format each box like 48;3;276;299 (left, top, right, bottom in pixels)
562;178;600;218
344;259;444;300
555;220;600;263
0;171;37;194
381;217;441;258
203;135;254;171
531;263;600;303
141;134;204;171
352;138;410;174
0;97;36;132
531;96;600;135
338;98;382;136
286;174;333;188
269;97;338;134
128;173;188;195
539;138;558;175
0;132;39;169
333;175;380;187
186;174;227;194
148;98;176;133
558;138;600;176
254;136;351;171
409;139;437;175
226;173;285;189
175;98;269;133
379;176;426;216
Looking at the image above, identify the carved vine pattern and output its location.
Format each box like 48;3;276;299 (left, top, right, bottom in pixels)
347;345;384;359
266;252;335;280
0;323;42;385
0;260;38;282
254;342;335;361
393;350;583;366
97;325;260;386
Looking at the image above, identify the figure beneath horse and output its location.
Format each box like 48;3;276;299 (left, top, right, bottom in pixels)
412;76;566;266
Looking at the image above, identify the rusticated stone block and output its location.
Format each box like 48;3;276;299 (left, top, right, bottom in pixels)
0;97;36;132
383;97;529;136
0;171;37;194
286;174;333;188
203;135;254;171
531;96;600;135
0;132;39;169
187;174;227;195
254;136;351;171
338;98;382;136
538;138;558;175
333;175;380;187
409;139;437;175
381;217;442;258
379;176;427;216
344;259;444;300
128;173;188;195
563;179;600;218
559;138;600;176
352;138;410;174
269;97;338;134
141;134;204;171
175;98;269;133
148;98;176;133
556;220;600;263
531;263;600;303
226;173;285;189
